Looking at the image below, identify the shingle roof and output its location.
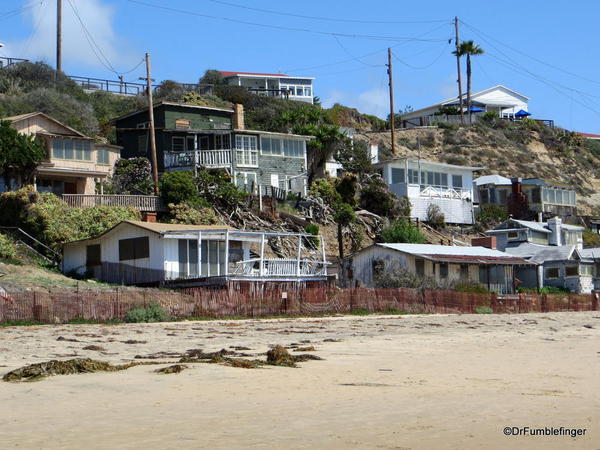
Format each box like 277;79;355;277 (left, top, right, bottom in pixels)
580;248;600;259
504;242;577;263
125;221;234;233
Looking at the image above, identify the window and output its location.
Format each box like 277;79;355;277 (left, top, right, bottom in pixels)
439;263;448;279
415;259;424;277
545;267;560;279
508;231;520;239
178;239;198;278
460;264;469;279
391;168;405;184
138;135;147;154
51;138;91;161
452;174;463;188
235;171;258;192
86;244;101;267
215;134;230;149
235;135;258;166
118;237;149;261
372;259;385;280
97;148;110;165
418;170;448;188
565;266;578;277
200;240;226;277
175;118;191;129
407;169;420;184
261;137;303;157
562;231;579;246
580;265;593;276
172;137;185;152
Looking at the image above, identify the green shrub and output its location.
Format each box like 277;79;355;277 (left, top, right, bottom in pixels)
583;229;600;248
196;168;247;208
309;178;341;205
304;223;319;235
539;286;570;294
455;281;489;294
480;111;499;124
359;176;399;218
160;171;198;205
475;305;493;314
0;234;18;261
476;204;509;231
167;203;218;225
125;303;169;323
380;220;426;244
426;204;445;228
435;121;459;131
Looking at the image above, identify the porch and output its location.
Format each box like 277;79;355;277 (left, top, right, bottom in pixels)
389;183;473;200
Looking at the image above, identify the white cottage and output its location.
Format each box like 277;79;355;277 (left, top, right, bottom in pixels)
62;221;328;286
375;158;482;224
399;85;529;128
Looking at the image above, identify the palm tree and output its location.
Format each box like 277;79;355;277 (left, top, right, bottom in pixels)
453;40;484;120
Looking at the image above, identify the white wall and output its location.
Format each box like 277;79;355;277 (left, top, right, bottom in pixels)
63;223;164;275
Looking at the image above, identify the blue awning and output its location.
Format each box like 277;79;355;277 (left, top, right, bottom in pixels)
515;109;531;117
469;107;484;112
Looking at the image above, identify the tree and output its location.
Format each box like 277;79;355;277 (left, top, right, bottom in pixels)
336;140;374;176
453;41;484;120
379;220;426;244
333;202;356;259
0;120;46;187
160;171;198;205
111;158;154;195
200;70;226;86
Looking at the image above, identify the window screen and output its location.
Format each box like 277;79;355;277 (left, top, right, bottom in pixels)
391;168;405;184
545;267;560;279
119;237;149;261
452;174;463;188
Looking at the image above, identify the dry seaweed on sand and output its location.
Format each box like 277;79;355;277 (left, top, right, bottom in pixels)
293;346;316;352
82;345;105;351
2;358;163;382
154;364;188;374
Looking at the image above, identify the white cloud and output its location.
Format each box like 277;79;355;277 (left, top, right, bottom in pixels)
323;87;389;118
4;0;137;73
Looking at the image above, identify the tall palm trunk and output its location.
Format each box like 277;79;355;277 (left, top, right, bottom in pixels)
466;54;472;121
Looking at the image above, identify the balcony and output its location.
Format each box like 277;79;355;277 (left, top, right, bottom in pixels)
61;194;165;212
164;149;232;169
230;258;328;278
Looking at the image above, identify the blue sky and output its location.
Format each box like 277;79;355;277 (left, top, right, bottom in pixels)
2;0;600;132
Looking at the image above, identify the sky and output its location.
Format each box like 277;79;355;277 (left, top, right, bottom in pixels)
1;0;600;133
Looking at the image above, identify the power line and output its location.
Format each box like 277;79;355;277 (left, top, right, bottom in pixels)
392;43;450;70
127;0;449;43
20;0;47;56
205;0;449;25
333;36;381;68
460;20;600;88
0;1;41;21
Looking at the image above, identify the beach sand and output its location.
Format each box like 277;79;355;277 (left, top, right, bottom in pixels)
0;312;598;449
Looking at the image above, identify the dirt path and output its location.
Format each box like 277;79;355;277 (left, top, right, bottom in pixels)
0;312;598;449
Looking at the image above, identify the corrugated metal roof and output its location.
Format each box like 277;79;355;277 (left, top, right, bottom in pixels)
504;242;576;263
379;243;514;257
473;174;512;186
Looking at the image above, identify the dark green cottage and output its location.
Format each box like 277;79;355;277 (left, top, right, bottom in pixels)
113;102;311;194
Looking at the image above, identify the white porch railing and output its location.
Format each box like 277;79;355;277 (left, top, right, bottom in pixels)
164;149;232;169
61;194;164;211
231;258;328;278
419;185;472;200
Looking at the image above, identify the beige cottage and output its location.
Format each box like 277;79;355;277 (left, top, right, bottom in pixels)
2;112;121;194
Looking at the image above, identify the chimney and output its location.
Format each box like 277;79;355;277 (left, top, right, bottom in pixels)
142;212;157;223
233;103;244;130
547;216;562;246
537;212;543;222
471;236;497;250
511;177;522;195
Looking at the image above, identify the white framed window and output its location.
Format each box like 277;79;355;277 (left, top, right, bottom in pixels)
235;135;258;167
235;171;258;193
261;137;303;157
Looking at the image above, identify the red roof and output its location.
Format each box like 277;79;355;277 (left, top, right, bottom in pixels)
219;71;289;78
422;254;533;265
577;132;600;139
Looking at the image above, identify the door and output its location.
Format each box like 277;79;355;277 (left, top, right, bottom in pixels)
199;136;210;150
270;174;279;188
64;182;77;194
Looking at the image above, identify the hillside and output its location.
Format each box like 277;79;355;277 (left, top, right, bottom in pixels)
354;119;600;214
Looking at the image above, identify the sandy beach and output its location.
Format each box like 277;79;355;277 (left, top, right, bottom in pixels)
0;312;598;449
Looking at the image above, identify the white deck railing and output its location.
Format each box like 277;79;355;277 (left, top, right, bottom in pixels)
419;185;472;200
164;149;232;169
61;194;164;212
231;258;328;278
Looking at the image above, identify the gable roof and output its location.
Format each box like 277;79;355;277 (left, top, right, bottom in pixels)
372;243;532;265
402;85;529;118
503;242;583;263
474;174;512;186
3;111;88;137
110;101;234;124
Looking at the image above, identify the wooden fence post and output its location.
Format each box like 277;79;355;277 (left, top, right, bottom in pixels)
592;292;599;311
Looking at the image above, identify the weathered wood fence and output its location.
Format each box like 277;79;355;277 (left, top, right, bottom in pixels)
0;287;598;324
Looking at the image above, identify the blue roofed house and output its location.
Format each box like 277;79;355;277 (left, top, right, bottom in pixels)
486;217;593;293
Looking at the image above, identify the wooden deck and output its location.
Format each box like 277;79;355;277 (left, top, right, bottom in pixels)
61;194;165;212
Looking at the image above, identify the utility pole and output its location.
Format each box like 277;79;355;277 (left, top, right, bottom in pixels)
141;53;160;195
387;48;396;154
56;0;62;72
454;16;464;124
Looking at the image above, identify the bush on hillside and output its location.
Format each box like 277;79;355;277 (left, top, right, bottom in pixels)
359;176;400;218
379;220;426;244
167;203;219;225
426;204;446;229
0;234;18;261
160;171;198;205
196;168;247;208
476;204;508;231
309;178;342;205
583;229;600;248
0;187;140;250
111;158;154;195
